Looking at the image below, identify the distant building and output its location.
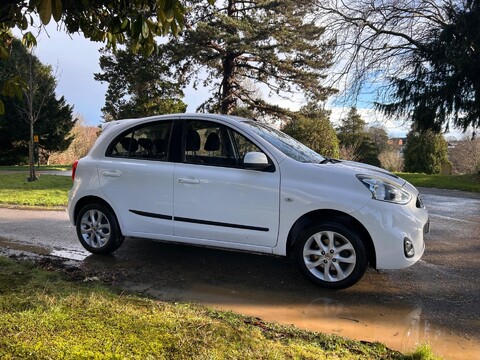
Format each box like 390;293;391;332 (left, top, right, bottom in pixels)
388;137;407;154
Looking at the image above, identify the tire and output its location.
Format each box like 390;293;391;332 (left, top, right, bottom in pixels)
294;221;368;289
76;203;124;255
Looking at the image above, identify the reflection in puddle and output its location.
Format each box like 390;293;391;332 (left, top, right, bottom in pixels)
145;283;478;360
0;237;89;261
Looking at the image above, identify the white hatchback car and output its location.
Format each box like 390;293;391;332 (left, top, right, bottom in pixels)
68;113;429;289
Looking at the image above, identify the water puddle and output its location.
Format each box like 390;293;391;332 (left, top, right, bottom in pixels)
0;237;89;261
137;283;479;360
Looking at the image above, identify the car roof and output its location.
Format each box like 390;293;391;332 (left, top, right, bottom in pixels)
101;113;248;133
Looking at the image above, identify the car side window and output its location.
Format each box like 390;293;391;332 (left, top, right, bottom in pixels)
106;121;172;161
183;120;265;168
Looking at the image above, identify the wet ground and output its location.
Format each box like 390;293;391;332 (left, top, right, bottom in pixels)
0;187;479;360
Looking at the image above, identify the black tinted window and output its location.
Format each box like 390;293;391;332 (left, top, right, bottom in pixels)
183;120;265;168
106;121;172;161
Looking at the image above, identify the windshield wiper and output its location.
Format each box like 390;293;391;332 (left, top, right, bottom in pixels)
318;157;341;164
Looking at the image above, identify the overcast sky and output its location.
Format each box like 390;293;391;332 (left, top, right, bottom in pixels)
13;23;455;138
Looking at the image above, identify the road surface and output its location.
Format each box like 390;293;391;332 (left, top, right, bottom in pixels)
0;187;479;359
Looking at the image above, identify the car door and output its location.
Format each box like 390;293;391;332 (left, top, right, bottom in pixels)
98;120;175;236
173;119;280;248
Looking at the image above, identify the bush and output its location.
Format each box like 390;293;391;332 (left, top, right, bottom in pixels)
379;150;404;172
449;136;480;174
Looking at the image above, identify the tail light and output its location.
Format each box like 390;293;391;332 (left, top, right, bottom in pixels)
72;160;78;181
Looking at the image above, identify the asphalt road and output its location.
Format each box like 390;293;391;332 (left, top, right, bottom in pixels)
0;187;479;359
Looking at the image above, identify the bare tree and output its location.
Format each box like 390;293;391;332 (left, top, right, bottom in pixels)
449;136;480;174
49;115;99;165
339;140;362;161
317;0;448;100
379;149;404;172
13;48;57;181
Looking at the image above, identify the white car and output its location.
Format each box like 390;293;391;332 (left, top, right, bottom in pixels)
68;113;429;289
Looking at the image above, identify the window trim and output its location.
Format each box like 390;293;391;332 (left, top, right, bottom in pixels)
179;119;276;172
105;120;174;162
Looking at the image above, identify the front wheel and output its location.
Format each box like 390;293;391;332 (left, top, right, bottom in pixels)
295;222;368;289
76;203;124;255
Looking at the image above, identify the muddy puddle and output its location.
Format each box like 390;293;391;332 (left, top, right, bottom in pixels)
124;282;479;360
1;235;478;360
0;237;89;261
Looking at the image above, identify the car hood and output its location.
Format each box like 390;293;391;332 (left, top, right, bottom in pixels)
316;160;406;187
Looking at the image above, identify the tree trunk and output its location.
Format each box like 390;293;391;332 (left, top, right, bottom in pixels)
221;53;236;114
220;0;237;115
28;115;36;182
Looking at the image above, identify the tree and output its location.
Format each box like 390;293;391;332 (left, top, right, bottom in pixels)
377;1;480;133
0;0;204;114
317;0;480;133
378;150;403;172
0;39;74;174
282;103;339;158
403;129;449;174
169;0;336;120
449;136;480;174
49;114;99;165
367;126;389;153
336;107;381;165
95;44;186;121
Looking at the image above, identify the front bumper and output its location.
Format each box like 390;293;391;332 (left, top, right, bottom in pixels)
356;194;429;270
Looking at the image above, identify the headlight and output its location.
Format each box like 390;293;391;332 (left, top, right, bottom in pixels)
356;175;412;204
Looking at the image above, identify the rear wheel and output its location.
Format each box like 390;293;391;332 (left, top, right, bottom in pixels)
76;203;124;254
295;221;368;289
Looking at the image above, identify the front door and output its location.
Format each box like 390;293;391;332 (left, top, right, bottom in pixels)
173;119;280;248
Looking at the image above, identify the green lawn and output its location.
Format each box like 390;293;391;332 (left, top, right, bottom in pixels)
397;173;480;193
0;164;71;172
0;257;437;360
0;173;71;207
0;171;478;210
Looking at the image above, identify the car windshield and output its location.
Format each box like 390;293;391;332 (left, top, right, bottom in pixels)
243;121;325;163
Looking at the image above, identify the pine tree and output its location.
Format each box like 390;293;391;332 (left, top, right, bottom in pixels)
403;129;450;174
169;0;336;120
95;45;186;121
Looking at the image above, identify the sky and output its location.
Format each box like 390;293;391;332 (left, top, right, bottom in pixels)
12;24;459;139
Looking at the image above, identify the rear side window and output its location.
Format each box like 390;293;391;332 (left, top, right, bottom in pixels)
106;121;172;161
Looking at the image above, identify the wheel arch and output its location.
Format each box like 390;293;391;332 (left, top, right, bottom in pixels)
73;196;122;234
286;209;377;268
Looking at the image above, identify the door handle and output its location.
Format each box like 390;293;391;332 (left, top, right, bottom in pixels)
102;170;121;177
178;177;200;184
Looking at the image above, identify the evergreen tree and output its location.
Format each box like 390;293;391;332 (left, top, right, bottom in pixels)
0;39;74;166
336;107;381;166
169;0;335;120
95;45;187;121
282;103;339;158
376;1;480;133
403;129;449;174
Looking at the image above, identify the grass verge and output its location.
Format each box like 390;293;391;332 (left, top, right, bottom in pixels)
0;256;439;359
0;165;71;172
0;170;477;210
397;173;480;192
0;173;70;207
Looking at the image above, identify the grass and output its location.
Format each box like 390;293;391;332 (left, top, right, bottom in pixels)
0;257;440;360
0;164;72;172
397;173;480;193
0;170;478;210
0;173;71;207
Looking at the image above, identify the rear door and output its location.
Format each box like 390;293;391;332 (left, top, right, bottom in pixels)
98;120;175;236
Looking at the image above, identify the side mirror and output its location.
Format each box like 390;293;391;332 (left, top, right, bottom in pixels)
243;152;271;170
